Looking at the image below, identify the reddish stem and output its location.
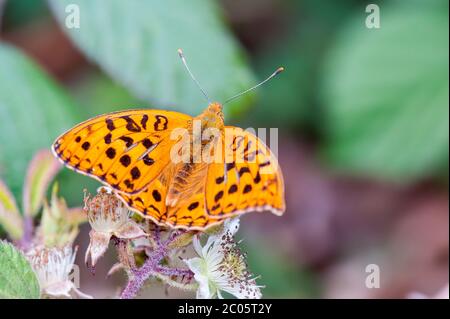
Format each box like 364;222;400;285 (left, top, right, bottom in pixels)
120;230;193;299
17;216;34;251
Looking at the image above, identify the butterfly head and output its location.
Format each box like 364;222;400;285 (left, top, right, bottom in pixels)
199;102;224;130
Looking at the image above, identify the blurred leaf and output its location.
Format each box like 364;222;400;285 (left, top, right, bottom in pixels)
71;70;147;117
243;240;319;298
48;0;256;117
0;180;23;240
251;0;358;130
321;1;449;180
0;44;80;199
56;170;99;208
3;0;50;29
23;150;61;217
0;241;40;299
66;207;87;225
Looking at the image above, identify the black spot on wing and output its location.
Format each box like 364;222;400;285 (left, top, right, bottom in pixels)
120;136;134;148
104;133;112;144
228;184;238;194
124;179;134;189
81;142;90;150
243;184;252;193
141;114;148;130
106;118;115;131
238;166;250;176
226;162;235;171
188;202;199;211
106;147;116;159
215;176;224;184
142;155;155;166
152;190;162;202
142;138;154;149
214;191;224;202
254;172;261;184
130;167;141;180
122;116;141;132
120;155;131;167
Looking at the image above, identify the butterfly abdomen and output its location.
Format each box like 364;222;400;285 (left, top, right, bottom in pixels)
166;162;208;207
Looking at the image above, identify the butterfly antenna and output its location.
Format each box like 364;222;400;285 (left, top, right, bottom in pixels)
177;48;211;103
223;67;284;105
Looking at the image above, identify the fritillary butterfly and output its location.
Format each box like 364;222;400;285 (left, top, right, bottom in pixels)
52;51;285;230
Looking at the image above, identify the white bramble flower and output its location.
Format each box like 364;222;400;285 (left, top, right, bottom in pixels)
27;245;92;299
84;187;146;266
184;218;262;299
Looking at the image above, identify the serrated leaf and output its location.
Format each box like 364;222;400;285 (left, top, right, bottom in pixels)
23;150;61;217
0;180;23;240
0;44;80;198
0;241;40;299
320;1;449;180
48;0;256;116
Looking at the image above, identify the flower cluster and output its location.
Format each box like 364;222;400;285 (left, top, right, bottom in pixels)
0;150;90;299
81;186;263;299
27;245;92;299
184;218;262;299
84;187;146;267
0;150;265;299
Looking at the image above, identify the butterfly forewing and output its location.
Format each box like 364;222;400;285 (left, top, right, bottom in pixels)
52;109;192;194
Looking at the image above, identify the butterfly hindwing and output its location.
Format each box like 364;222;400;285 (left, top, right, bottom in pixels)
52;109;192;194
166;192;220;229
119;168;222;230
205;127;285;219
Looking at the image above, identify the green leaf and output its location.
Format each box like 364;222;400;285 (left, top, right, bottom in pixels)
48;0;256;116
0;241;40;299
0;44;80;198
71;70;147;117
0;180;23;240
23;150;61;217
3;0;50;28
320;1;449;180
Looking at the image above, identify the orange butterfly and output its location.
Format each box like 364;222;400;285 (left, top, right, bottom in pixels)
52;50;285;230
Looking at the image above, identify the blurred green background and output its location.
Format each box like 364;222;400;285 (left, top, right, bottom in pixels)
0;0;448;298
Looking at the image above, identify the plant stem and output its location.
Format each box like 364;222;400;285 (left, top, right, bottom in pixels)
120;243;165;299
18;216;34;251
114;238;136;271
154;273;198;291
155;265;194;280
120;230;194;299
